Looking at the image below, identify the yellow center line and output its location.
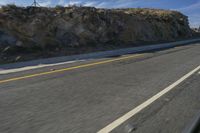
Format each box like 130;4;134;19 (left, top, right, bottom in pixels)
0;54;143;84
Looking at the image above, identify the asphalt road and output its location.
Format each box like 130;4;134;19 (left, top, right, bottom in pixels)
0;42;200;133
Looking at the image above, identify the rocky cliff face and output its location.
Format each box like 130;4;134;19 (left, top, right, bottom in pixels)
0;5;193;63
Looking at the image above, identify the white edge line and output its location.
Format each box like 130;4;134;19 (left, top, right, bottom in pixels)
98;65;200;133
0;60;86;75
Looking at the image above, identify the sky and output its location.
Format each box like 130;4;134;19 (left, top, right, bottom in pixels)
0;0;199;28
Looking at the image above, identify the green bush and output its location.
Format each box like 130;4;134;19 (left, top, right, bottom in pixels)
1;4;17;11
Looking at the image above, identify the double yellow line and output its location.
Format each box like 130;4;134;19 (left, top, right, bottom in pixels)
0;54;143;84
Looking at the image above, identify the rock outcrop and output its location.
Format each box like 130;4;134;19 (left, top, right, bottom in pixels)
0;5;193;63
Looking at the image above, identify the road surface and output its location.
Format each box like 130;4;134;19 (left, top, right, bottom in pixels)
0;42;200;133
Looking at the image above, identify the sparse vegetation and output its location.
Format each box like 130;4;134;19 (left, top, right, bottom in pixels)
0;5;195;63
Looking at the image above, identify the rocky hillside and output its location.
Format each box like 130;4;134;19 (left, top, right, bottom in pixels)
0;5;193;63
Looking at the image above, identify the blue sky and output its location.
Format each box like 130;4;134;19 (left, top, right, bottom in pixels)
0;0;200;27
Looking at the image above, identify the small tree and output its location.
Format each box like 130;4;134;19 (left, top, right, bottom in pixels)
55;5;64;9
1;3;17;11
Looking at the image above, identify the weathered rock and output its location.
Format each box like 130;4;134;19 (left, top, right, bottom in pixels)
0;6;194;62
0;30;17;46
